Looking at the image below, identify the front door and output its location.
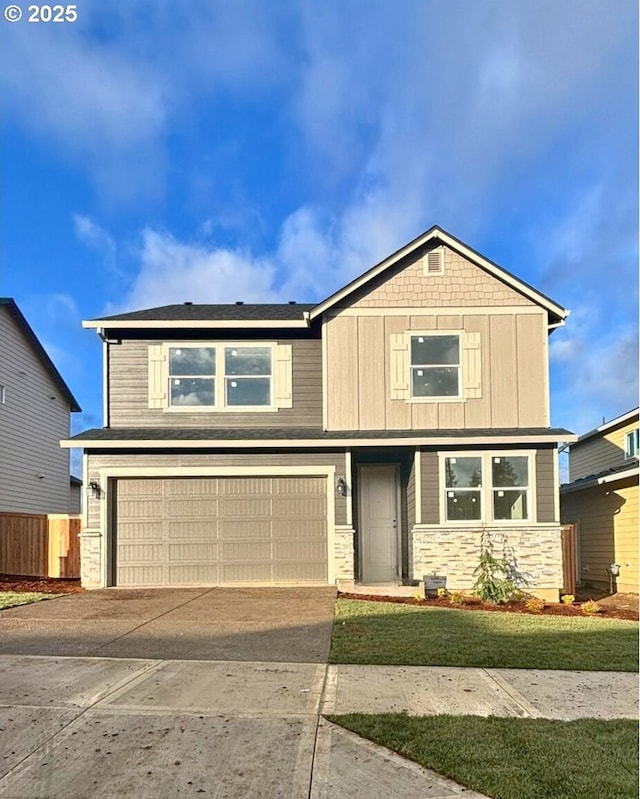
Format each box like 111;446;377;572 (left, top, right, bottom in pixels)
358;465;399;583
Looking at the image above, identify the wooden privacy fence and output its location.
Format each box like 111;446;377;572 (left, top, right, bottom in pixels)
0;512;81;578
561;523;577;597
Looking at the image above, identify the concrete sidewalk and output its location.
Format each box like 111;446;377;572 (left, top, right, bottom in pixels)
1;655;637;799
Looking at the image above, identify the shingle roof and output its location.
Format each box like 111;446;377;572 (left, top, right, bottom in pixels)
91;303;315;323
66;426;574;444
0;298;81;412
561;459;639;492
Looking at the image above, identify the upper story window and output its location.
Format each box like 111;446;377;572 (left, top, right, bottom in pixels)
149;341;292;412
390;329;480;402
625;429;639;459
410;334;461;399
442;452;533;523
169;347;216;406
225;347;272;406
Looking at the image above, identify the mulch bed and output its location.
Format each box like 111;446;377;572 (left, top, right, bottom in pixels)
0;575;84;595
338;592;639;622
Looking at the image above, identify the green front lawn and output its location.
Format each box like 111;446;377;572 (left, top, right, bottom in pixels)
331;600;638;671
328;714;639;799
0;592;51;610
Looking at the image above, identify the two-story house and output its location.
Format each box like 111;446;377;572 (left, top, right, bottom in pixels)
0;298;81;516
561;409;639;594
63;226;574;600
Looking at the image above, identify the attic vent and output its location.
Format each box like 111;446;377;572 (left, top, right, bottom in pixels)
184;301;193;306
235;301;244;305
423;248;445;276
288;301;297;305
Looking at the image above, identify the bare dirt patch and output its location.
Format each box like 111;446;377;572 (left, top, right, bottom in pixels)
338;592;639;622
0;574;83;595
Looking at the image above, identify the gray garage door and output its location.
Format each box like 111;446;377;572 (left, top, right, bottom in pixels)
114;476;328;586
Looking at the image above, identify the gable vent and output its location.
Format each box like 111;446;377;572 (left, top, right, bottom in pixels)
423;248;445;276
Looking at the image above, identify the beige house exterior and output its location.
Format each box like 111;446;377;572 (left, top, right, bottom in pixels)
64;226;574;600
0;298;81;516
561;409;639;594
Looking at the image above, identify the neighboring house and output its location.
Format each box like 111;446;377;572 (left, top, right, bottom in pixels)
561;409;639;594
64;226;574;599
70;475;83;514
0;298;81;515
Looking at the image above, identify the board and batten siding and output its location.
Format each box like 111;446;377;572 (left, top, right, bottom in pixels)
569;417;639;481
324;310;548;431
108;338;322;428
561;475;638;593
0;307;72;514
85;451;348;530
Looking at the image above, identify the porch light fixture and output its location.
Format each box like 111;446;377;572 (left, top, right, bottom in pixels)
88;479;101;498
336;477;347;497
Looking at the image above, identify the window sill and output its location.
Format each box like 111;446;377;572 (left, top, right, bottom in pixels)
163;405;279;413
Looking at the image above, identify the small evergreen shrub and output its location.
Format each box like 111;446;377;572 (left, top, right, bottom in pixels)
525;597;545;613
561;594;575;605
472;529;515;604
581;600;601;615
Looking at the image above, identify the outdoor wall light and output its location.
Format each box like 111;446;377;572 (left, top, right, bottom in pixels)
336;477;347;497
608;563;621;576
88;479;101;498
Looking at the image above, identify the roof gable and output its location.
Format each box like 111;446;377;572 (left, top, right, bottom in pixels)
310;226;569;324
0;299;81;412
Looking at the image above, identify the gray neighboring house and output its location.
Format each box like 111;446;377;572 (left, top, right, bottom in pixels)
64;226;575;598
0;298;82;515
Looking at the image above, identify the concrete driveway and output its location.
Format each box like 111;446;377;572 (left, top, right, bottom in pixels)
0;586;336;662
0;588;488;798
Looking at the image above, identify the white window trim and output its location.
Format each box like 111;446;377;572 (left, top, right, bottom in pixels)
409;330;463;403
162;341;278;413
624;429;639;459
438;450;537;525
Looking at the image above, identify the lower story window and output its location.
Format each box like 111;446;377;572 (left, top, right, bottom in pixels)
445;456;482;521
492;456;529;520
443;452;532;522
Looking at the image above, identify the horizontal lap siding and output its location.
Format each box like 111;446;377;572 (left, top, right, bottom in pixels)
535;448;557;523
109;338;322;428
561;477;638;591
86;451;347;529
0;308;72;514
569;418;639;481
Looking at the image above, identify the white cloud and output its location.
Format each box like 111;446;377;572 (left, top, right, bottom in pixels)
73;215;120;276
109;229;279;313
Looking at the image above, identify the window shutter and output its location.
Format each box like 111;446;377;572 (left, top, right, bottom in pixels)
390;333;410;400
148;345;166;409
274;344;293;408
462;331;482;398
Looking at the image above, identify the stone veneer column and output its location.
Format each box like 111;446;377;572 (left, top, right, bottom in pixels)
79;530;102;588
334;526;356;580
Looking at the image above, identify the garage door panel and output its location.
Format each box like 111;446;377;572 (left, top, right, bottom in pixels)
274;562;325;581
167;521;218;539
168;542;219;561
117;521;163;541
118;499;163;518
219;520;271;539
167;498;219;518
272;497;325;517
221;541;272;561
222;563;272;583
115;476;327;586
219;477;272;495
219;498;271;517
168;564;219;584
165;479;218;496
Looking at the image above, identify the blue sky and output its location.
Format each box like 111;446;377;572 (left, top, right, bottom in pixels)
2;0;638;471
